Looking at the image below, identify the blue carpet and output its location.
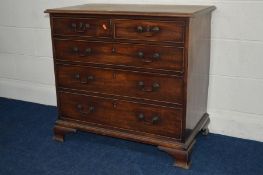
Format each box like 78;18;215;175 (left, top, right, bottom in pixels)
0;97;262;175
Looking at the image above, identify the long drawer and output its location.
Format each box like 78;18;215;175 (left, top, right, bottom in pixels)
56;64;184;105
59;91;182;138
54;39;184;73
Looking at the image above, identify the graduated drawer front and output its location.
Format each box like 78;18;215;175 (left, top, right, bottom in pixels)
114;19;185;43
57;64;184;105
59;91;182;138
52;17;111;37
54;39;184;73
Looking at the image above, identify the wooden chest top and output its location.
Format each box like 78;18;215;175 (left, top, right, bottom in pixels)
45;4;215;17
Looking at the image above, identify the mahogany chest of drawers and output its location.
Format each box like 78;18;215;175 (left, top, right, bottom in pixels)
45;4;215;169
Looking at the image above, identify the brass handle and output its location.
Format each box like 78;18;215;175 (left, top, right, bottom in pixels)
73;47;79;53
138;81;160;92
74;73;94;84
137;51;144;58
136;26;160;33
151;26;160;32
71;23;77;29
136;113;160;124
137;51;160;63
77;104;95;115
136;26;144;33
137;51;151;63
138;81;145;88
152;116;160;124
80;76;94;84
71;22;90;33
89;106;95;112
152;82;160;90
137;113;145;120
74;73;80;80
152;53;160;60
87;75;94;81
72;47;92;57
85;48;92;54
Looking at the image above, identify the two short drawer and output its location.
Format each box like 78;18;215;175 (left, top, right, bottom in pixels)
52;17;185;43
59;91;182;138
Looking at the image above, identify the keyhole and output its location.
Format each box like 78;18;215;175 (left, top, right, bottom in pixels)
113;102;117;108
112;72;117;79
112;47;116;53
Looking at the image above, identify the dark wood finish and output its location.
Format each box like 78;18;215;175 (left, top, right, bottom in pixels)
46;4;215;169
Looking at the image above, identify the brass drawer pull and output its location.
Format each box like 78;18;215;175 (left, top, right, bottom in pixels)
137;51;160;63
137;81;160;92
137;51;144;58
71;22;90;33
137;113;145;120
152;53;160;60
136;26;144;33
74;73;94;84
137;51;152;63
151;26;160;32
137;113;160;124
76;104;95;115
151;115;160;124
136;26;160;34
74;73;80;80
72;47;92;57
